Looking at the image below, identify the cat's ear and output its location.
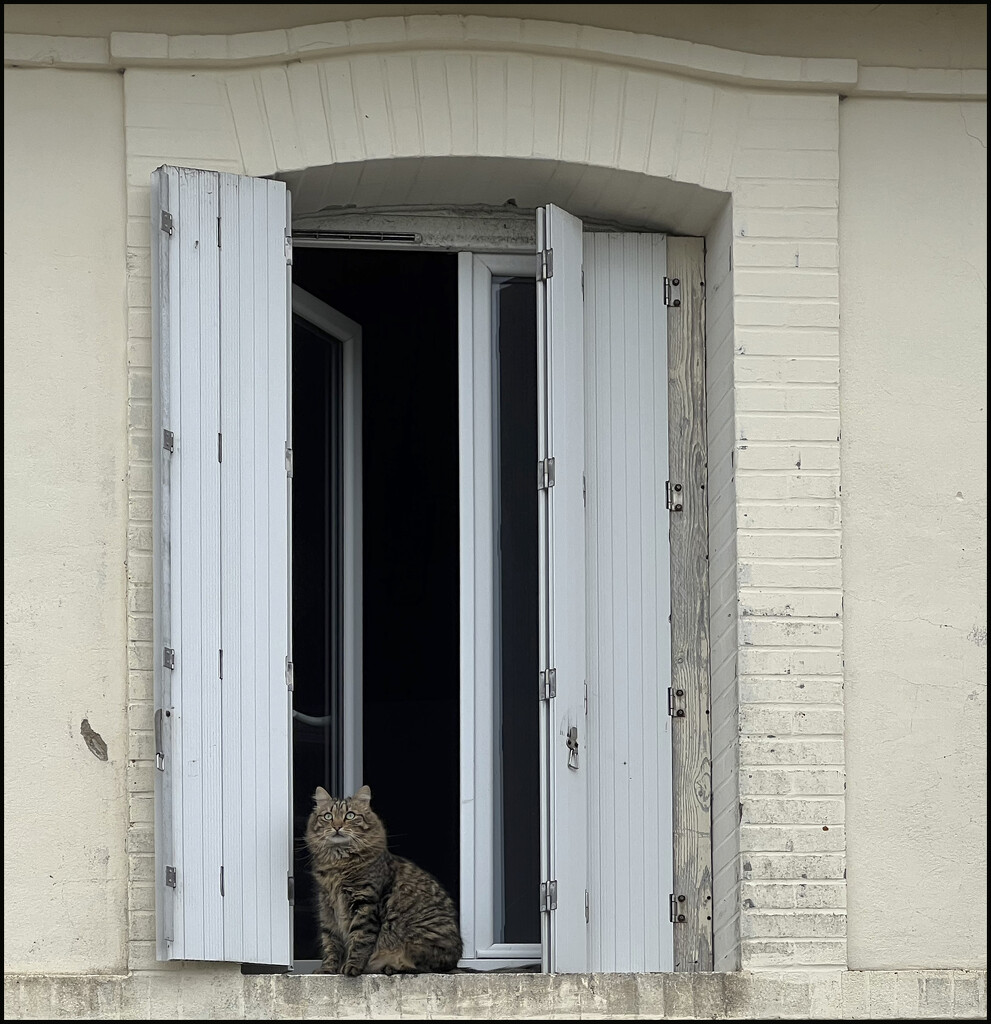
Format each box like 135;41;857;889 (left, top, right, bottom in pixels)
313;786;331;804
353;784;372;805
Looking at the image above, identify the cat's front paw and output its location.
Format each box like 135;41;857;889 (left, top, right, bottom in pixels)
314;962;341;975
341;962;364;977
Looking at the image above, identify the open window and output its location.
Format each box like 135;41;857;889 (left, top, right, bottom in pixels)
153;165;709;974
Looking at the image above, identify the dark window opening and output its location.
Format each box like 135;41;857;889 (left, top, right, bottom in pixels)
291;249;461;963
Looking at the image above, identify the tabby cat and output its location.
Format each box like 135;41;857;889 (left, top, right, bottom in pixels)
305;784;463;975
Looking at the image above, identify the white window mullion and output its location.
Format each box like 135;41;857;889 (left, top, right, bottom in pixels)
456;252;475;962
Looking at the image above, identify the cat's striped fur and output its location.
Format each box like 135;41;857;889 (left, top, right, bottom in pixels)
305;785;463;975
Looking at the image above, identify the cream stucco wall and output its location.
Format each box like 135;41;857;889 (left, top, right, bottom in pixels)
3;68;130;973
840;98;987;969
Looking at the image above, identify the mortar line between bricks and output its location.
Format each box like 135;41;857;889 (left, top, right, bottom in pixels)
733;235;839;244
744;908;847;915
739;645;844;651
740;820;848;830
743;879;848;884
740;607;843;616
737;265;839;273
736;326;840;334
737;529;841;536
741;677;845;683
741;585;842;591
739;701;844;709
737;385;840;392
739;791;845;797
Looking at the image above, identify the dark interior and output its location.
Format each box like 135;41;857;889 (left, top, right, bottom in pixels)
494;278;541;944
292;316;344;800
290;248;461;962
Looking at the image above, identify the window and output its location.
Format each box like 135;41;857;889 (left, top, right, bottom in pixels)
153;166;709;974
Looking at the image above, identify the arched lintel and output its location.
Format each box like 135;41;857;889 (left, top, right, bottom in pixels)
281;156;730;239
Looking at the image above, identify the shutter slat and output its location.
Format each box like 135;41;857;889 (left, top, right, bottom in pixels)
219;172;246;958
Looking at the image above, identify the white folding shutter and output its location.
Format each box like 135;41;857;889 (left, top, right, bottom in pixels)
536;205;588;973
583;233;673;972
217;173;293;964
153;165;292;964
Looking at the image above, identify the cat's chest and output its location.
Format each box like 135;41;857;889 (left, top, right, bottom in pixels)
331;888;352;926
321;875;364;926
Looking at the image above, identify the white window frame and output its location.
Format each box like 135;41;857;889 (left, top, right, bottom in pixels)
457;251;543;968
289;285;364;801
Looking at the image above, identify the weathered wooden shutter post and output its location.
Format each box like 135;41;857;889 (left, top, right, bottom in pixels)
666;238;713;971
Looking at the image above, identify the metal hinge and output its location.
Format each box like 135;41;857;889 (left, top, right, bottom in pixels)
670;893;687;923
665;480;684;512
163;429;174;453
539;248;554;281
537;457;556;491
585;889;590;924
288;875;295;905
539;668;557;701
668;686;686;719
663;276;682;307
540;880;558;912
154;708;166;771
285;445;294;479
163;647;175;671
285;657;294;691
165;865;177;888
285;233;293;265
161;211;174;236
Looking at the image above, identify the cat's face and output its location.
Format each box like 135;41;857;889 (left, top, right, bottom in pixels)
305;784;386;859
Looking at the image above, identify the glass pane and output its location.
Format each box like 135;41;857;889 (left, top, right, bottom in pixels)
291;316;344;961
493;276;541;945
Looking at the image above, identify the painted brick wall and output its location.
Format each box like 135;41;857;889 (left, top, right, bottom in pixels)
119;20;844;973
705;200;740;971
729;93;844;967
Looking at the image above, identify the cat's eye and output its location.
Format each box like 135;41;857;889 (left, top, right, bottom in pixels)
322;812;332;821
345;811;356;820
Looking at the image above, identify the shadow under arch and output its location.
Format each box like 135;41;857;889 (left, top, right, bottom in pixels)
277;155;729;237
